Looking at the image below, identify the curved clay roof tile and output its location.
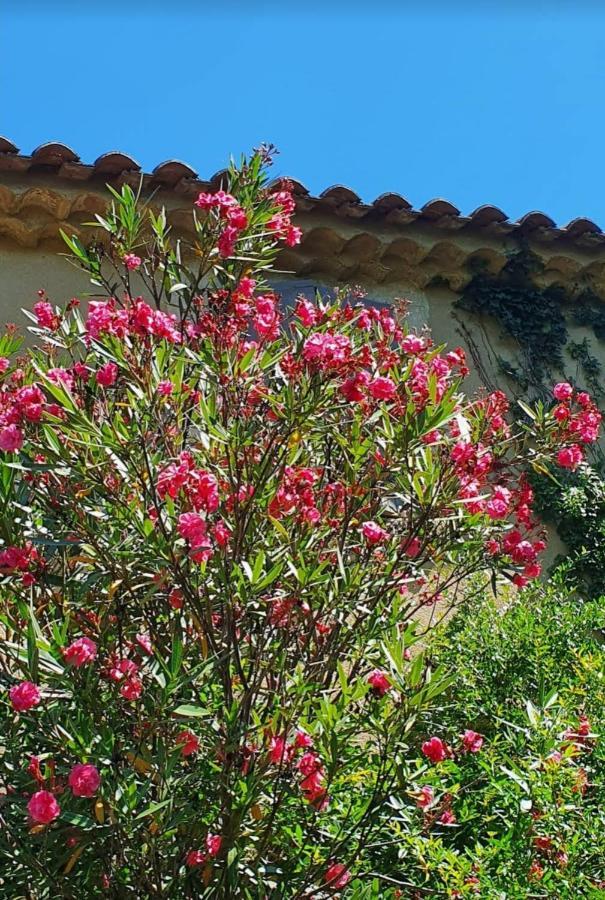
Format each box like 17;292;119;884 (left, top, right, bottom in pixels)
516;211;557;229
93;151;141;175
0;136;19;154
468;204;509;226
319;185;362;205
151;160;198;186
420;198;460;220
372;192;413;212
563;217;602;237
208;169;230;190
31;142;80;165
268;176;310;196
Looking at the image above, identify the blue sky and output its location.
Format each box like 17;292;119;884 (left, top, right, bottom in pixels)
4;2;605;226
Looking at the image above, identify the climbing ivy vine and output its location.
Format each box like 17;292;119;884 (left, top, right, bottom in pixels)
456;245;605;398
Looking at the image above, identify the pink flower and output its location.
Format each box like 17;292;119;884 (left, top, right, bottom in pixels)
401;334;426;354
285;225;302;246
421;736;447;764
226;205;248;230
324;862;351;889
123;253;142;271
68;763;101;797
206;833;222;857
439;809;456;825
212;521;231;547
120;677;143;700
63;636;97;667
185;849;205;867
368;375;397;401
135;633;153;655
177;729;200;757
294;298;319;327
157;380;174;396
403;536;422;558
485;486;511;520
9;681;40;712
28;790;60;824
96;362;118;387
553;382;573;401
269;735;292;765
361;521;390;545
294;729;313;749
218;225;239;258
557;444;583;470
367;669;391;696
177;512;208;549
340;371;370;402
34;300;59;330
0;424;23;452
461;730;483;753
416;785;434;809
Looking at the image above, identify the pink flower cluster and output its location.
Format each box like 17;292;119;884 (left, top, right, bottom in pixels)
27;763;101;825
551;383;602;469
268;466;320;525
266;729;328;809
185;832;223;868
267;187;302;247
86;297;181;344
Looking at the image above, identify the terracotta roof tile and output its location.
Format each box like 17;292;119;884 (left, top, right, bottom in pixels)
0;138;603;254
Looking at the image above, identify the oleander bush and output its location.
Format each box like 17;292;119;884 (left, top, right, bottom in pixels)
0;150;600;898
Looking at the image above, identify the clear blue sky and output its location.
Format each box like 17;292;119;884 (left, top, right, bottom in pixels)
4;2;605;226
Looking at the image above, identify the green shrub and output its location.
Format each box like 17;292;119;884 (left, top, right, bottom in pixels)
365;575;605;898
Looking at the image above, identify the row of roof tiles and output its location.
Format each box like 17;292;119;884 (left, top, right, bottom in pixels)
1;138;604;248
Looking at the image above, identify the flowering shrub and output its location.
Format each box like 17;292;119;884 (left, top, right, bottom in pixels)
368;576;605;897
0;150;600;897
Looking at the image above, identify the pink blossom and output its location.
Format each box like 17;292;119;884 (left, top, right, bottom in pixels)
185;849;205;867
177;729;200;757
96;362;118;387
0;424;23;452
367;669;391;696
33;301;59;330
324;862;351;889
557;444;583;470
294;729;313;749
361;521;390;545
486;486;511;520
206;833;222;857
285;225;302;246
254;295;280;341
269;735;293;765
157;380;174;396
123;253;142;271
416;785;434;809
340;371;370;402
218;225;239;258
135;633;153;655
401;333;427;354
28;790;60;824
9;681;40;712
553;382;573;401
439;809;456;825
178;512;208;549
461;730;484;753
294;298;319;327
68;763;101;797
63;636;97;667
368;375;397;401
212;521;231;547
120;677;143;700
421;736;447;764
